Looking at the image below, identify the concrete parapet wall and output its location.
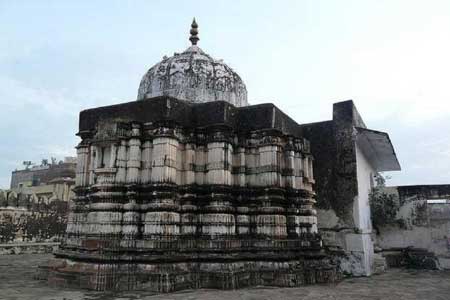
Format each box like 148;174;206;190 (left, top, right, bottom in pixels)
378;184;450;269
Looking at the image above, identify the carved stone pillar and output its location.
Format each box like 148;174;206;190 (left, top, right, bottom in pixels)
151;135;178;184
88;145;96;185
143;124;180;241
65;195;88;246
201;192;235;237
122;193;141;240
141;140;153;184
143;193;180;240
235;200;250;236
87;168;122;238
116;140;127;183
180;140;198;237
194;144;206;185
200;128;235;239
256;190;287;238
182;142;195;185
286;190;302;238
284;138;296;189
126;123;142;184
294;139;304;190
258;144;280;187
206;141;232;186
179;192;197;236
108;143;116;167
75;143;90;187
233;145;246;187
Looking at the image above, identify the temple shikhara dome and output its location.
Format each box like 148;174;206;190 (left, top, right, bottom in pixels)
137;19;248;107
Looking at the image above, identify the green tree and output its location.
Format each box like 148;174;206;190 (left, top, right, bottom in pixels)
369;175;400;234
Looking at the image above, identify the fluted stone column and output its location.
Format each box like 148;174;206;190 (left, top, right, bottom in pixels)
284;138;296;189
194;145;206;185
87;168;122;238
143;199;180;240
256;192;287;238
206;141;232;185
234;142;250;236
151;136;178;184
182;143;195;185
126;123;142;184
76;143;90;187
201;136;235;238
141;140;153;184
248;146;260;187
233;146;246;187
235;203;250;236
122;199;141;241
180;193;198;236
88;146;96;185
143;126;180;241
109;143;117;168
201;194;235;237
116;140;127;183
294;145;304;189
121;126;145;243
258;144;280;187
180;141;198;237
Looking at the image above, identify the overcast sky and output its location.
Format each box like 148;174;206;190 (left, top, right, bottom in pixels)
1;0;449;188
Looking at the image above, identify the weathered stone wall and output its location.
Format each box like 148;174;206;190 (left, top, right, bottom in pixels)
299;100;381;276
300;101;367;227
377;184;450;269
0;190;68;244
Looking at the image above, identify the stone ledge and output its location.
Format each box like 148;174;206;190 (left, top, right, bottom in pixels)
0;242;60;255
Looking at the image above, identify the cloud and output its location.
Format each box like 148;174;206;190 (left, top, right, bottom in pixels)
0;76;80;117
34;144;76;159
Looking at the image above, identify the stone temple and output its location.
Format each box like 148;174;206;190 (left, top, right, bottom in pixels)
40;19;340;291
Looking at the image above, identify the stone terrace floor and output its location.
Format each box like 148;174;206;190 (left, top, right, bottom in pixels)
1;254;450;300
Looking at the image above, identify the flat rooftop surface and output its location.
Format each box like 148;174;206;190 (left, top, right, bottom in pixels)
1;254;450;300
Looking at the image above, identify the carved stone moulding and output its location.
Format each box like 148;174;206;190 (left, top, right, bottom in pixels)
39;258;339;292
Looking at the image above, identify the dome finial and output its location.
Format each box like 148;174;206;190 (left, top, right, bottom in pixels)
189;18;199;45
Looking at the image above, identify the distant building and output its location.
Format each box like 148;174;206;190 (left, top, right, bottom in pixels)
0;157;76;243
10;157;76;189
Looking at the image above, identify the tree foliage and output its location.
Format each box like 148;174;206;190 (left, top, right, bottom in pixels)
369;175;400;233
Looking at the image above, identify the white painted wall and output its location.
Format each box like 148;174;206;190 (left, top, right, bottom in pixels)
354;143;375;232
345;143;377;276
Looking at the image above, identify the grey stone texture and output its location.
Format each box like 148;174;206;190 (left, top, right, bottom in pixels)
300;100;366;225
137;45;248;107
4;254;450;300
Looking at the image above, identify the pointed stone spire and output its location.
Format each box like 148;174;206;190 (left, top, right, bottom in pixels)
189;18;199;45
